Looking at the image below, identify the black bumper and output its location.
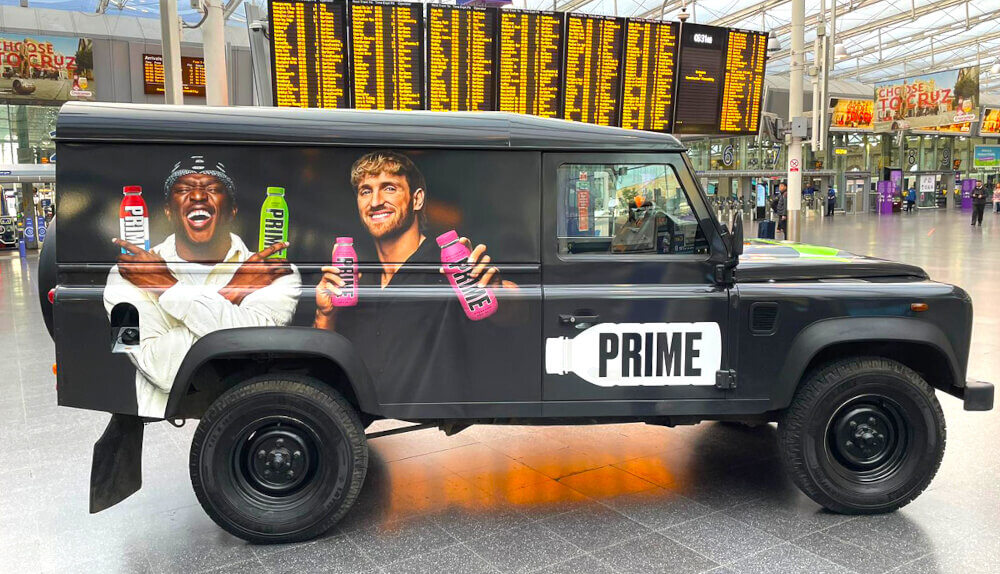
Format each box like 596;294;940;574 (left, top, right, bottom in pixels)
959;380;994;411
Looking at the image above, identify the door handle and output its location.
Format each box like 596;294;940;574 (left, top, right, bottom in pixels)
559;313;600;329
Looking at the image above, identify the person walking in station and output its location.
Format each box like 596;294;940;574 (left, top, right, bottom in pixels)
826;186;836;217
993;183;1000;214
971;180;988;226
906;186;917;213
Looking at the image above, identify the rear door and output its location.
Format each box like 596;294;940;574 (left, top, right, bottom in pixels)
541;152;734;417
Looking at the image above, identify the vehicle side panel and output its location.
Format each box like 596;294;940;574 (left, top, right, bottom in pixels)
54;142;542;418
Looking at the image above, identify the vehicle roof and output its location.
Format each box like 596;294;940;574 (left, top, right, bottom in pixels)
56;102;687;152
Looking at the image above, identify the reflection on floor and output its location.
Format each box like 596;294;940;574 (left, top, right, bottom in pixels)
1;208;998;573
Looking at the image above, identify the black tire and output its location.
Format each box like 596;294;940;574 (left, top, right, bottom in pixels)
190;375;368;543
778;357;945;514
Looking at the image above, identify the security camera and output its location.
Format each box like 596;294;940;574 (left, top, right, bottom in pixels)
249;20;269;34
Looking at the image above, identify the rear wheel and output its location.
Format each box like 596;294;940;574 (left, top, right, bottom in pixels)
190;375;367;543
779;357;945;514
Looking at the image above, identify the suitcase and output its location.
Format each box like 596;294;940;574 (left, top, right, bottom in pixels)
758;220;776;239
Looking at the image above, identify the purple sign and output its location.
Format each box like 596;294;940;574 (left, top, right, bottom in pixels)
961;179;975;209
877;180;895;214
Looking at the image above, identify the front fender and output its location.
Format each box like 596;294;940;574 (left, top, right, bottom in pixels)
164;327;378;418
773;316;963;409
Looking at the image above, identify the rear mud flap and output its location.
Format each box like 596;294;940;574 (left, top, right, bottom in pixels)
90;414;144;513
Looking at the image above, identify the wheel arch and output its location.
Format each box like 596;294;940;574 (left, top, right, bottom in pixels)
164;327;380;419
773;317;963;410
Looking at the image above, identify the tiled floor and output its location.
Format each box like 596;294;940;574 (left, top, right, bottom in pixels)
2;207;999;573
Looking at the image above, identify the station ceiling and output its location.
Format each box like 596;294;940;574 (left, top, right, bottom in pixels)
16;0;1000;94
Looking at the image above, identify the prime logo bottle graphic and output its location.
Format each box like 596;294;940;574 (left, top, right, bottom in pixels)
436;230;498;321
119;185;150;253
259;186;288;258
332;237;358;307
545;322;722;386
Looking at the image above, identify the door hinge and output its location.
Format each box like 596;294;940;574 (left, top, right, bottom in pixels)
715;369;737;390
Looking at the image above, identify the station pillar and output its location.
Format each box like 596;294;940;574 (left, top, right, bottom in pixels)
202;0;230;106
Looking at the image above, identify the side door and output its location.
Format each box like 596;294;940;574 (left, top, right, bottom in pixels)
541;152;734;417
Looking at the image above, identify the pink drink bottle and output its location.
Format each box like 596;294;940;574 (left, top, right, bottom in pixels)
436;230;498;321
332;237;358;307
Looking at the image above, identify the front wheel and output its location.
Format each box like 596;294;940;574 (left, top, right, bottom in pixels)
779;357;945;514
190;375;368;543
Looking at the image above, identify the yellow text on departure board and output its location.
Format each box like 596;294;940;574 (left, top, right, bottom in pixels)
621;20;678;131
720;29;767;133
351;1;424;110
269;0;349;108
498;11;562;118
428;5;496;112
563;15;623;126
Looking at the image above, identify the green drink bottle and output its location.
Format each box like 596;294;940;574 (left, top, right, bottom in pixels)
259;186;288;258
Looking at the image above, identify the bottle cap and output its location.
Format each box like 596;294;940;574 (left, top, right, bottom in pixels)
266;186;285;196
436;230;459;248
335;237;353;245
123;185;142;194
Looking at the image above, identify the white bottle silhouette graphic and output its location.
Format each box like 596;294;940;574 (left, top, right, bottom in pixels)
545;322;722;387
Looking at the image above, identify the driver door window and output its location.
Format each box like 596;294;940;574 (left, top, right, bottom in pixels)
557;163;708;256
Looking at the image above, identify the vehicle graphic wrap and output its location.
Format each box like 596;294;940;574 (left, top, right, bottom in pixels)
55;145;541;417
546;322;722;387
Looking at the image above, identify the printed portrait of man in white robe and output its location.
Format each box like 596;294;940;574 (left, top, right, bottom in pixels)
104;156;300;418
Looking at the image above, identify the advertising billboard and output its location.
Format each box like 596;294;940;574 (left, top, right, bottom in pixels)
829;98;874;131
973;145;1000;169
980;107;1000;137
0;34;95;103
874;66;979;132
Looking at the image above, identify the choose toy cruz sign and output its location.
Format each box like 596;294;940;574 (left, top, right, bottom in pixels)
873;66;979;133
0;34;96;103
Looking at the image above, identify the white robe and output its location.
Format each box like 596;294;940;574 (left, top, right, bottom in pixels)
103;233;301;417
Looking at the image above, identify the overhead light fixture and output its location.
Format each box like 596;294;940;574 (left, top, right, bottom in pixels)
767;33;782;53
834;42;849;60
992;58;1000;76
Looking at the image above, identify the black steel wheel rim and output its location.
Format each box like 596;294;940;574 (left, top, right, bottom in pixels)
825;394;910;483
233;416;323;503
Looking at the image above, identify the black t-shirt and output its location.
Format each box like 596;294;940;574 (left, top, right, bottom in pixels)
331;236;475;405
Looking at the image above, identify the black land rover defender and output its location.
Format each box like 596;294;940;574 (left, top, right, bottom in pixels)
41;102;993;543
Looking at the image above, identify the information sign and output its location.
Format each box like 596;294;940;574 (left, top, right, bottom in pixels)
620;19;678;132
497;9;563;118
426;4;498;112
269;0;350;108
718;28;767;134
143;54;207;97
350;0;424;110
672;23;725;134
562;14;624;126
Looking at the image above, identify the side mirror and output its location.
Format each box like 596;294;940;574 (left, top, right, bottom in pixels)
729;212;744;258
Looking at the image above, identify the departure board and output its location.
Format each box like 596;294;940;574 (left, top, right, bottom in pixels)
142;54;207;97
563;14;624;126
427;4;498;112
498;10;563;118
719;28;768;134
350;0;425;110
269;0;350;108
620;19;679;132
672;23;726;134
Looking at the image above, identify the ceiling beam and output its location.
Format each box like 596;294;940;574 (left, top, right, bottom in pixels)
831;9;1000;76
846;31;1000;79
769;0;970;61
